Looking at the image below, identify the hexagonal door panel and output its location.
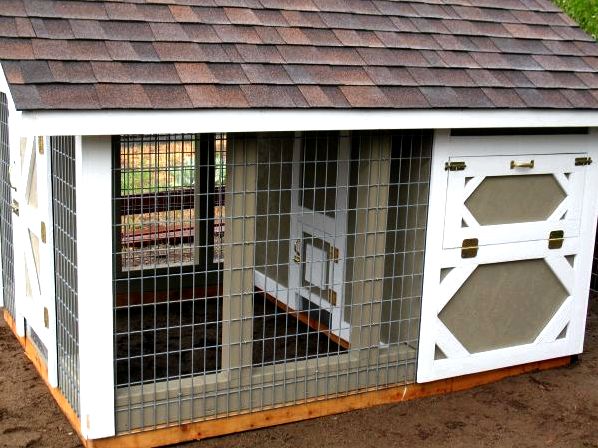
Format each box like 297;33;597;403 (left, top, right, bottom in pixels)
443;153;586;249
465;175;566;226
438;259;568;354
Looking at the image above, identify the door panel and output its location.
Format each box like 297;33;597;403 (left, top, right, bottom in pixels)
443;154;586;249
289;132;351;342
418;131;597;382
13;136;53;360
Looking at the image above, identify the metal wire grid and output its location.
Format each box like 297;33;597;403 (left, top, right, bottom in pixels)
113;131;432;433
0;93;15;319
50;136;80;416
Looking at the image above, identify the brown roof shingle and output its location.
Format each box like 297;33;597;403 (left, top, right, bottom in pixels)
1;0;597;110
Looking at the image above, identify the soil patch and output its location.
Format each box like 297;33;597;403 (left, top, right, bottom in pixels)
0;297;596;448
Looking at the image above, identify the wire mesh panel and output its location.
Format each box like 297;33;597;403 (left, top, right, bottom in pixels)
0;93;15;318
51;136;80;416
113;131;432;433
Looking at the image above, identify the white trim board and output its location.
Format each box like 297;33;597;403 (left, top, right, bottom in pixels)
19;109;598;137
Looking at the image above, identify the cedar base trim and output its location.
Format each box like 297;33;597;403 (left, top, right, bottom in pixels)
2;310;572;448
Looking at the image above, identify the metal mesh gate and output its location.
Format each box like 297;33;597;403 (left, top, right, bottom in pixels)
50;136;80;416
113;131;432;432
0;93;15;319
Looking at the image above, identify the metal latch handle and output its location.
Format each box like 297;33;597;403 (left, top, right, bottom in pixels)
510;160;535;169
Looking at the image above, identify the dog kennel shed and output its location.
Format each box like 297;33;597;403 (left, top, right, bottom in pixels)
1;0;598;447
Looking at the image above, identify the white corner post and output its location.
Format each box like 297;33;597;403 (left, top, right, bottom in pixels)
76;135;115;440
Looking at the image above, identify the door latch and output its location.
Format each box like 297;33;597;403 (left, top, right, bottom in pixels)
548;230;564;249
40;222;47;243
575;156;592;166
293;239;302;263
328;246;339;263
327;289;337;306
10;200;19;216
445;161;466;171
461;238;478;258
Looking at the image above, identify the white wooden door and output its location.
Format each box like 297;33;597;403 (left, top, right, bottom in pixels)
418;131;598;382
288;132;351;342
12;136;55;364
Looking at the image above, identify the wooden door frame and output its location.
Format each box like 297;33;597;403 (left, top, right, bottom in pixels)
288;131;351;341
417;129;598;383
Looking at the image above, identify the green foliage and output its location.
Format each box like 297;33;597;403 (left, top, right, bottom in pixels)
554;0;598;39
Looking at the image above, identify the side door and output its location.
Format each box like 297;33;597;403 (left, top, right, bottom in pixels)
12;135;54;364
288;132;351;343
418;131;597;382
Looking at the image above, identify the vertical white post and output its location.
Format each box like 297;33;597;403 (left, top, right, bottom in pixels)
76;135;115;440
40;136;58;387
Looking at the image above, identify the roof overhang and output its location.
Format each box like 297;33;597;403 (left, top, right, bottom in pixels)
17;108;598;137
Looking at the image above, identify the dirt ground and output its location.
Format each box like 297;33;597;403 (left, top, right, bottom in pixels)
1;297;597;448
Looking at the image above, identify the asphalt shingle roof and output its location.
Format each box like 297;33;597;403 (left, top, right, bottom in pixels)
1;0;597;110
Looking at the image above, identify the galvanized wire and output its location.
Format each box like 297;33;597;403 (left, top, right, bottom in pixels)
0;93;15;319
50;136;80;416
113;131;432;433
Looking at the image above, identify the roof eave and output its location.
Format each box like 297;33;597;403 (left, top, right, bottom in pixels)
18;108;598;137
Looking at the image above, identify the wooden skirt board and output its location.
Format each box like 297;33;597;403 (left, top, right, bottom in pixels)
2;304;569;448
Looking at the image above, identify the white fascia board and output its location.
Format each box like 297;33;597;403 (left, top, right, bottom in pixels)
20;108;598;137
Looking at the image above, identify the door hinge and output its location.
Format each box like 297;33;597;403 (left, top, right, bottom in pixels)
40;222;46;243
37;136;44;155
328;246;339;263
548;230;564;249
327;290;337;306
445;161;466;171
293;239;302;263
43;307;49;328
461;238;479;258
575;156;592;166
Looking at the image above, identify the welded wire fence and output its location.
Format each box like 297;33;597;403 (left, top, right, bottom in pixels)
0;93;15;319
51;136;80;416
113;131;432;433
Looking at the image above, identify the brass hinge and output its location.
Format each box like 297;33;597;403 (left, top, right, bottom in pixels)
43;307;49;328
461;238;479;258
548;230;564;249
328;246;339;263
40;222;46;243
575;156;592;166
37;136;44;155
327;290;337;306
445;161;466;171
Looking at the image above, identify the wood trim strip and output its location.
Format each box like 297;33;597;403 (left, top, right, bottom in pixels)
89;355;570;448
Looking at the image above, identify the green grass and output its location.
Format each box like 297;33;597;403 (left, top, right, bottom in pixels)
554;0;598;39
